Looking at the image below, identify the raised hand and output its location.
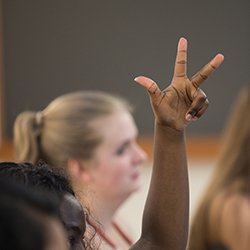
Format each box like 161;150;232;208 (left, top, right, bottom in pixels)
134;37;224;131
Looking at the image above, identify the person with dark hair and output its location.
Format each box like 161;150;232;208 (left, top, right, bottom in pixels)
0;177;68;250
14;37;224;249
0;162;92;250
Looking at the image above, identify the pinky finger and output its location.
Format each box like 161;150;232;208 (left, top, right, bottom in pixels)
185;98;209;121
193;100;209;119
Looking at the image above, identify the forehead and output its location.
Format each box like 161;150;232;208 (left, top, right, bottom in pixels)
92;111;138;144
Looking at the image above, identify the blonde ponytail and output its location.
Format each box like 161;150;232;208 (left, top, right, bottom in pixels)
14;111;43;164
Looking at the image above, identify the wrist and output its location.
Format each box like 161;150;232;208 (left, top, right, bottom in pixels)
155;121;185;142
155;119;185;133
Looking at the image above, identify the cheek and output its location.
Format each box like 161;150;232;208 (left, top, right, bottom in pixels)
103;160;131;184
112;166;129;181
111;161;136;187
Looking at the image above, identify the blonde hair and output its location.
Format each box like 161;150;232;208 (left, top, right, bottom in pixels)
14;91;132;168
188;85;250;250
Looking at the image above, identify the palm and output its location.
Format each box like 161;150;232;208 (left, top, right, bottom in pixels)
157;79;197;129
135;38;224;130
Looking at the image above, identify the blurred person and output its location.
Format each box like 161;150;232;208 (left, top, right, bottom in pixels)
15;89;146;249
0;177;68;250
0;162;94;250
14;37;224;249
188;85;250;250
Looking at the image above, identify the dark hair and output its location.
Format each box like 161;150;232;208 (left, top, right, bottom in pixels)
0;177;61;250
0;161;74;197
0;161;96;250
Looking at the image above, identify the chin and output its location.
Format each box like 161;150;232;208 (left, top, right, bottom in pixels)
123;184;140;198
121;178;141;197
130;183;141;194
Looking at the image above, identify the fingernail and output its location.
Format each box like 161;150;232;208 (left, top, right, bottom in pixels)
180;37;186;44
186;114;192;121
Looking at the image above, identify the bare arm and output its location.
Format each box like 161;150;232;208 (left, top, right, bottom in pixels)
130;38;224;250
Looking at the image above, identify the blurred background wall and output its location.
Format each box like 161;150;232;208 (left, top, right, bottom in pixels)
1;0;249;142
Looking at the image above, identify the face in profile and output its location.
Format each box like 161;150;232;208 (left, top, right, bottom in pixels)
86;111;147;201
60;193;86;250
46;217;68;250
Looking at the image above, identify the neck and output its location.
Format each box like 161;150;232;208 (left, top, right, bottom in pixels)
79;188;129;228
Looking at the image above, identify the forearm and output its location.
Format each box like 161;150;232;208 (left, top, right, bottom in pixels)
131;37;223;250
140;122;189;249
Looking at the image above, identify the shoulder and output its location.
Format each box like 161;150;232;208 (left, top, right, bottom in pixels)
211;191;250;225
209;191;250;249
210;189;250;217
220;193;250;237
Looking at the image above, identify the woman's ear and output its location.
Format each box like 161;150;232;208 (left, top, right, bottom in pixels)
67;159;93;184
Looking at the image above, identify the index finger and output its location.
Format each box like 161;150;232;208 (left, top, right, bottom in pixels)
173;37;187;78
191;53;224;88
134;76;160;94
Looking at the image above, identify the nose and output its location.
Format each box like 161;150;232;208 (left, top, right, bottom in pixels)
133;142;147;164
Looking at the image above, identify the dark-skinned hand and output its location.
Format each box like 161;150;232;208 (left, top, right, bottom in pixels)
135;37;224;131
